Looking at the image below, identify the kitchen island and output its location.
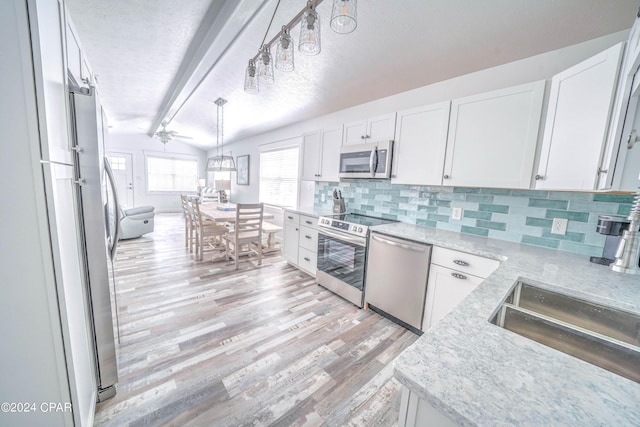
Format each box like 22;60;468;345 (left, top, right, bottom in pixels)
370;222;640;426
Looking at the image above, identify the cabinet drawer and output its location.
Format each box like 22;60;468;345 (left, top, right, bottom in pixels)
299;225;318;252
299;214;317;228
284;211;300;225
298;247;317;275
431;247;499;279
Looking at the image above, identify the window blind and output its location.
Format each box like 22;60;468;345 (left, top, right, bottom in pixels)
259;147;299;208
147;156;198;192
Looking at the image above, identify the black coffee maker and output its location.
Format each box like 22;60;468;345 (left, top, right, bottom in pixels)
590;215;630;265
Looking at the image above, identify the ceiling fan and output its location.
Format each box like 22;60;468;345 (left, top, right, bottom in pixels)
154;121;192;148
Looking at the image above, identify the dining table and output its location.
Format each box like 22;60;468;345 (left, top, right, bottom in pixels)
198;202;281;253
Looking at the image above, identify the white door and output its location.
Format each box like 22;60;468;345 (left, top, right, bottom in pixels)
536;43;624;190
319;127;343;181
301;131;321;181
108;152;134;208
443;81;545;189
392;102;451;185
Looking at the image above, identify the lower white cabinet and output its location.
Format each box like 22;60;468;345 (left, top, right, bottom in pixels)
422;247;499;332
283;210;318;275
399;387;457;427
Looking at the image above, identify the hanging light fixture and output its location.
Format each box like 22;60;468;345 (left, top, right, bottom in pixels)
299;2;321;56
257;45;274;83
244;59;259;94
206;98;237;172
330;0;357;34
243;0;358;94
275;26;294;72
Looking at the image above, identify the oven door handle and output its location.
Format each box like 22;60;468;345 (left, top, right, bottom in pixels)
319;229;366;247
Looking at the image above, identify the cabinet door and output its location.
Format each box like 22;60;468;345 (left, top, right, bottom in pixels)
443;81;545;189
31;0;73;165
343;119;367;145
392;102;451;185
283;221;299;264
319;127;342;181
65;17;82;87
301;131;321;181
368;112;397;141
422;265;483;332
536;43;624;190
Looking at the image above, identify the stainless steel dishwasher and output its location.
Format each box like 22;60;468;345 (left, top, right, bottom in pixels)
365;232;432;332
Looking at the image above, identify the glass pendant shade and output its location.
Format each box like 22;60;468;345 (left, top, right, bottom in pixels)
330;0;357;34
299;4;321;56
257;45;274;83
206;156;236;172
244;59;259;94
275;27;294;72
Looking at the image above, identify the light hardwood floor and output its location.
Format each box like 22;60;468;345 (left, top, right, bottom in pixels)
95;213;418;426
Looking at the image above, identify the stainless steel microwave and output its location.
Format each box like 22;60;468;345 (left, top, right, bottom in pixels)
339;140;393;179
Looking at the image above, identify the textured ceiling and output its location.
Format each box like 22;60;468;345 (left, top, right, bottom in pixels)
66;0;639;150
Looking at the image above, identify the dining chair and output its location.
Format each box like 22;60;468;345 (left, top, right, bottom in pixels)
180;194;195;253
223;203;264;270
191;198;229;261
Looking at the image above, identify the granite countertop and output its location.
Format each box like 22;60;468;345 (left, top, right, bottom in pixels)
370;222;640;426
284;206;335;218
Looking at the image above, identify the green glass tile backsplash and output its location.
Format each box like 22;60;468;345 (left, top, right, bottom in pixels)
315;181;634;257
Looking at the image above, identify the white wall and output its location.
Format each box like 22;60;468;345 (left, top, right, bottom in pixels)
108;133;208;212
214;30;629;206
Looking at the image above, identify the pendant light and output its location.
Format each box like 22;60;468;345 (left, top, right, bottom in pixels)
299;2;321;56
257;45;274;83
243;0;358;94
244;59;259;94
275;26;294;72
330;0;357;34
206;98;236;172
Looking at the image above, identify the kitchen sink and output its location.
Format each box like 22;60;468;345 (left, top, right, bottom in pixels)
490;281;640;384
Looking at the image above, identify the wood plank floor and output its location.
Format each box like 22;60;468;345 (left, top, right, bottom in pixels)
95;213;418;427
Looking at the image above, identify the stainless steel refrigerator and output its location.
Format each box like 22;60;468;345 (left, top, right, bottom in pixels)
69;85;121;401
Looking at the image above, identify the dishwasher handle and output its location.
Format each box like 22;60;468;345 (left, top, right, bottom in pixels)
371;234;429;253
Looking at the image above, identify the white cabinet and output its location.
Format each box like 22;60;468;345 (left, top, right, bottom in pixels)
422;247;499;332
392;102;451;185
443;81;545;189
343;113;397;145
65;13;83;86
536;43;624;190
399;387;457;427
283;212;300;264
30;0;73;165
283;211;319;275
302;127;343;181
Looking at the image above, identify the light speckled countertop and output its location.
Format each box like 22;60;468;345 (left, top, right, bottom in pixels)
284;206;335;218
370;222;640;426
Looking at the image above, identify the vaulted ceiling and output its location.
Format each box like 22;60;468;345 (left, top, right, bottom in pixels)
65;0;639;150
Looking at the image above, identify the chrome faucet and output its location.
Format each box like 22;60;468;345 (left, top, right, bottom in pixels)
611;188;640;275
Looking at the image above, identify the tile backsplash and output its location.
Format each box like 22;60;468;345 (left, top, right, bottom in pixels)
314;181;635;257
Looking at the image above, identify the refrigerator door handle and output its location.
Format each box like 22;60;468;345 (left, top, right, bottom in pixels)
103;157;121;261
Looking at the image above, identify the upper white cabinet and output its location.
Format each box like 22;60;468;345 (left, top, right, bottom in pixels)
65;14;83;86
301;131;321;181
535;43;624;190
443;81;546;189
601;14;640;191
30;0;73;165
302;127;343;182
343;113;397;145
392;102;451;185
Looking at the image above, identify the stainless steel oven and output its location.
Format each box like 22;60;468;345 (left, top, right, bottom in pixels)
316;213;397;307
317;228;367;307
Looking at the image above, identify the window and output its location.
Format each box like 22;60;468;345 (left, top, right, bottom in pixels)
146;155;198;192
109;156;125;170
259;147;299;207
